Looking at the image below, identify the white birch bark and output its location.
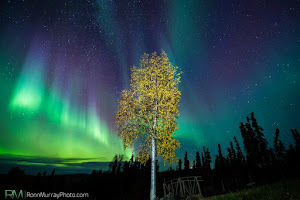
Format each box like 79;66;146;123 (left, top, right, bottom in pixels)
150;100;157;200
150;133;156;200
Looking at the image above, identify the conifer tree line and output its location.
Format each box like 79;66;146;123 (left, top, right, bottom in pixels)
96;112;300;198
163;112;300;196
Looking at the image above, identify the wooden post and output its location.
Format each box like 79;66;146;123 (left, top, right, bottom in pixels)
196;177;202;196
221;180;225;192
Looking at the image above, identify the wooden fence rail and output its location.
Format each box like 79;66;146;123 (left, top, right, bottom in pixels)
163;176;203;198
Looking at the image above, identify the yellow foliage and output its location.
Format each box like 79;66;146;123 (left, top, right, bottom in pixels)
115;50;182;165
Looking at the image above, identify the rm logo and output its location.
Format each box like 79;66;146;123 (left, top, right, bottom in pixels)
5;190;24;199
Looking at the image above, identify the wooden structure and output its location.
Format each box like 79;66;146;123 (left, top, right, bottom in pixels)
163;176;203;198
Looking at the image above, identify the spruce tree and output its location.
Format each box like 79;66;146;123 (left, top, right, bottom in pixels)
230;142;237;161
201;149;205;167
184;151;190;171
205;148;212;171
195;152;202;169
233;136;245;165
250;112;269;166
178;159;182;171
227;147;233;167
291;128;300;152
217;144;225;168
215;155;220;169
240;113;269;168
274;128;286;162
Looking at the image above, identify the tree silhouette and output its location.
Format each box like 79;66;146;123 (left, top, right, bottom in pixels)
215;155;220;170
8;167;25;188
184;151;190;171
291;128;300;152
51;168;55;176
203;146;212;172
201;151;205;168
240;121;256;168
274;128;286;163
195;151;202;170
230;142;237;162
117;155;124;175
240;113;269;170
218;144;225;168
178;159;182;171
233;136;245;165
227;147;233;167
8;166;25;177
123;161;130;174
109;155;124;175
109;155;118;175
250;112;269;167
130;154;134;167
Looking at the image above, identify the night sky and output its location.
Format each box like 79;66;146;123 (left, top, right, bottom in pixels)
0;0;299;174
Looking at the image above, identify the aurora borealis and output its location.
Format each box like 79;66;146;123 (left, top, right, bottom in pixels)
0;0;299;174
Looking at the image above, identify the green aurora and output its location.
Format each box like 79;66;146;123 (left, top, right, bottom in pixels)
0;41;132;166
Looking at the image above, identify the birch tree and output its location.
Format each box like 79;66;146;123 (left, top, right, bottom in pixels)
115;51;182;200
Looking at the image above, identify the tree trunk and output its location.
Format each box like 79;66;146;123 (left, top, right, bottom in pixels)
150;134;156;200
150;100;158;200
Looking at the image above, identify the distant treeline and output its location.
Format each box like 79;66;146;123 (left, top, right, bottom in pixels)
89;112;300;198
2;112;299;199
161;112;300;196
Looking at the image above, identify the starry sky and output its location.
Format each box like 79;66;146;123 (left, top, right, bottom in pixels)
0;0;299;174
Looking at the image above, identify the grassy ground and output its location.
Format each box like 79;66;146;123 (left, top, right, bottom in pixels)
204;179;300;200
